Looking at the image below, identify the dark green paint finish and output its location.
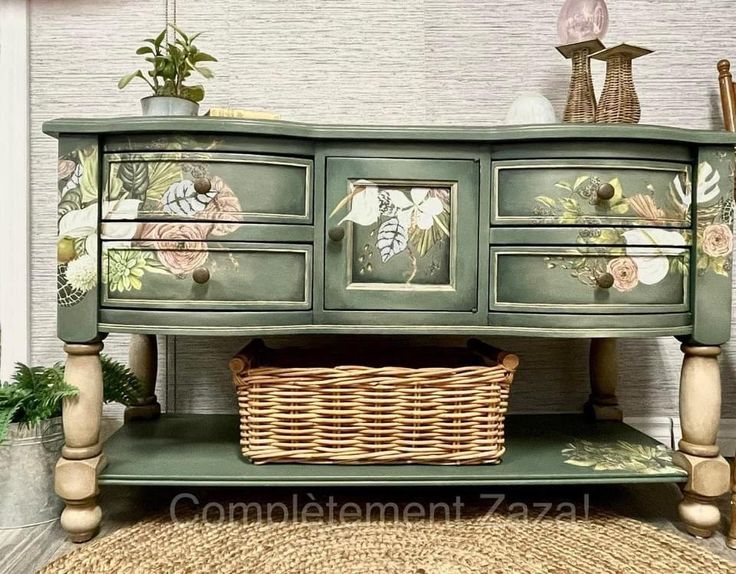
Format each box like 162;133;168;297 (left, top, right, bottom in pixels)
45;119;734;344
105;152;312;224
691;146;735;346
98;309;690;338
325;157;479;312
101;242;311;311
489;227;693;246
99;414;687;486
43;117;736;145
57;135;101;344
492;159;689;227
490;246;689;314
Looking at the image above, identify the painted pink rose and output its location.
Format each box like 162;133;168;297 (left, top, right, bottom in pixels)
136;222;212;276
702;224;733;257
196;176;242;236
606;257;639;292
58;159;76;180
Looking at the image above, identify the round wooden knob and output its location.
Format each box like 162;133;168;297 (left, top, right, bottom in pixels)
192;267;210;284
194;177;212;194
596;182;615;201
328;226;345;242
596;273;615;289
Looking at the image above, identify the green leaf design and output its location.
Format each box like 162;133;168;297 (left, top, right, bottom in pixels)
118;162;150;201
145;162;184;201
77;147;99;206
535;196;557;209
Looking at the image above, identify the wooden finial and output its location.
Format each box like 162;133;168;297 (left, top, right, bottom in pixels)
718;59;731;76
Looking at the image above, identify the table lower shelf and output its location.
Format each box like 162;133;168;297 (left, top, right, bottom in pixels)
99;414;688;487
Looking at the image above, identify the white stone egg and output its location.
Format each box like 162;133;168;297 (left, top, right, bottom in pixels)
504;94;558;125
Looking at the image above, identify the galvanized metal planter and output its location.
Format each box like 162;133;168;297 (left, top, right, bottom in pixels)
0;417;64;529
140;95;199;116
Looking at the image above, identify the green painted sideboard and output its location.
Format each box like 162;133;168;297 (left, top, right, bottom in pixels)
43;117;736;542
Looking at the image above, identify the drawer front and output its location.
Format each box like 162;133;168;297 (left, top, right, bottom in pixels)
490;246;689;314
492;159;691;227
101;239;311;310
325;157;479;311
105;152;312;224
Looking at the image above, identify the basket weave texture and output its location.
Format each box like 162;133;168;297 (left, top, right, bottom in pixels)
231;340;518;465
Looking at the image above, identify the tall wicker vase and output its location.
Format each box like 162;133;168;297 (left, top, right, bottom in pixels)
557;38;605;123
592;44;652;124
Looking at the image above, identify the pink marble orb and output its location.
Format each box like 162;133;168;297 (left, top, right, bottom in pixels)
557;0;609;44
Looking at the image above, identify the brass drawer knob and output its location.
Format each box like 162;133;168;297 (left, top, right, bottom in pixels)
328;226;345;242
192;267;210;284
194;177;212;194
596;182;615;201
596;272;615;289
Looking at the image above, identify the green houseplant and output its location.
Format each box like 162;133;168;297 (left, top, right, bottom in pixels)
0;357;142;528
118;24;217;116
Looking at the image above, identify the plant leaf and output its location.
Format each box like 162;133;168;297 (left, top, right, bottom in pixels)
376;217;408;262
136;46;154;55
195;66;215;79
118;162;149;201
118;70;143;89
180;84;205;102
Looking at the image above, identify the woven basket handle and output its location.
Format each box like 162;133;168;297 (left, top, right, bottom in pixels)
467;338;520;372
229;338;267;376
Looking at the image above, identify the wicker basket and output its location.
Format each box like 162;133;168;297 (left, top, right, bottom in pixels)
229;339;519;465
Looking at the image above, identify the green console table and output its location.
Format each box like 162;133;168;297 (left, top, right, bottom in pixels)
44;118;736;542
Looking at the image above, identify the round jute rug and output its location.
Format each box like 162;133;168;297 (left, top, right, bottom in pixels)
41;505;736;574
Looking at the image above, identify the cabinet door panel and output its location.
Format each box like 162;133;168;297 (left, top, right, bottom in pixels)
325;158;479;311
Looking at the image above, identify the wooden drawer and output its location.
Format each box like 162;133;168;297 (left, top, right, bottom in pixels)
490;245;689;314
101;240;311;310
492;159;691;227
104;152;312;224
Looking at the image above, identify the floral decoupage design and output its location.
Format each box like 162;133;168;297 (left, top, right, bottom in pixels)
562;440;683;475
330;180;451;284
536;161;734;293
57;148;242;305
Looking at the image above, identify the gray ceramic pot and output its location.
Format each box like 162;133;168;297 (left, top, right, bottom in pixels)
141;95;199;116
0;417;64;529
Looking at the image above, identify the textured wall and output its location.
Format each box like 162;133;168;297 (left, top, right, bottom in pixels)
30;0;736;418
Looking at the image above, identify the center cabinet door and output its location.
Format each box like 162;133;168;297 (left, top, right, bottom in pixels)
325;157;479;311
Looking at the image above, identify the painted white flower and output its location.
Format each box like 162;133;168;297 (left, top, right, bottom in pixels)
339;181;411;226
339;182;445;231
622;228;686;285
407;188;444;229
64;253;97;292
58;199;141;258
671;161;721;209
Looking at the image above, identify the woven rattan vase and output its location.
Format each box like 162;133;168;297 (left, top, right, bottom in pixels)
593;43;653;124
557;38;605;123
230;339;519;465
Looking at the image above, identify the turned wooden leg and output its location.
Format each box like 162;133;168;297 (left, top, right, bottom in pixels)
584;338;622;421
672;344;729;539
124;334;161;422
728;464;736;549
56;342;106;543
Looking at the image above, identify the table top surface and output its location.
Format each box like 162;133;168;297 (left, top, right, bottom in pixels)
43;117;736;144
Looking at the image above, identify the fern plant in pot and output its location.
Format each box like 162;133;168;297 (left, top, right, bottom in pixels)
119;24;217;116
0;357;141;528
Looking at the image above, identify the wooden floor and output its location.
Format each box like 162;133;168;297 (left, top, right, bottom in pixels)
1;482;735;573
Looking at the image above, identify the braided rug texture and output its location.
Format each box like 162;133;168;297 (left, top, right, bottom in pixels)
41;507;736;574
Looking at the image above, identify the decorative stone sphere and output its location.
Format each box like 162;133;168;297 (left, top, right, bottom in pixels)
557;0;609;44
505;94;557;125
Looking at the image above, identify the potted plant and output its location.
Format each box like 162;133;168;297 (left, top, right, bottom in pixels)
118;24;217;116
0;357;142;529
